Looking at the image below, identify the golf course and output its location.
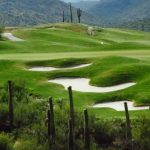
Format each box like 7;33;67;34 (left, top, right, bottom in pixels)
0;23;150;150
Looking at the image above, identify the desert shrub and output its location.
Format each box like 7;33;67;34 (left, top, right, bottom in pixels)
93;119;117;146
0;133;12;150
0;80;43;128
13;139;37;150
0;81;150;150
12;80;34;103
0;104;8;123
0;80;35;105
14;100;46;127
132;116;150;150
0;86;8;103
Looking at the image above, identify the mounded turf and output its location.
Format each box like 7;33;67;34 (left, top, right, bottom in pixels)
1;23;150;54
0;23;150;118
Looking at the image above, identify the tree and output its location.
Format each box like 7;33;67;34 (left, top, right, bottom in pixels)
77;8;82;23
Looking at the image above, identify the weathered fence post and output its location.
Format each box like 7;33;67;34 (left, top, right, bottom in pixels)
68;86;74;128
84;109;90;150
68;119;74;150
8;80;13;130
49;97;55;143
124;102;132;149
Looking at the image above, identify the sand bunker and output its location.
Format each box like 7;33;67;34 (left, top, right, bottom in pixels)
48;78;136;93
93;101;149;111
29;64;91;71
2;33;24;41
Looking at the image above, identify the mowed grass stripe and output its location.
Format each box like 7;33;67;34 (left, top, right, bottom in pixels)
0;50;150;61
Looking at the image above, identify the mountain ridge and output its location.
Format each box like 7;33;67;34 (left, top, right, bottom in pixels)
73;0;150;25
0;0;100;26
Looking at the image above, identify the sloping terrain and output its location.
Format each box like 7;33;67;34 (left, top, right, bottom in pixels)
1;23;150;54
0;0;99;26
0;23;150;108
0;18;150;150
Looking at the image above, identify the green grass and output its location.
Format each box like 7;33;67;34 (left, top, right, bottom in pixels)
1;23;150;54
0;23;150;118
0;56;149;118
0;51;150;61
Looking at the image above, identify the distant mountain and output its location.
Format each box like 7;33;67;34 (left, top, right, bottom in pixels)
74;0;150;25
118;18;150;32
72;1;99;11
0;0;100;26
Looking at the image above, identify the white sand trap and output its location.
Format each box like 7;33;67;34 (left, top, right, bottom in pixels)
48;78;136;93
29;64;91;72
2;33;24;41
93;101;149;111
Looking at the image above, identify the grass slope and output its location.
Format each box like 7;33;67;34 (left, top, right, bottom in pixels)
0;23;150;118
0;23;150;54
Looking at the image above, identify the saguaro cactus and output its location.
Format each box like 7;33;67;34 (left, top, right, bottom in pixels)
141;24;145;31
49;97;55;143
68;86;74;128
124;102;132;140
69;3;73;23
47;109;52;149
62;11;65;22
68;119;74;150
84;109;90;150
77;8;82;23
124;102;132;149
8;80;13;130
47;110;51;137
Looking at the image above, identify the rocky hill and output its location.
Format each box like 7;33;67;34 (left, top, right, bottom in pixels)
0;0;100;26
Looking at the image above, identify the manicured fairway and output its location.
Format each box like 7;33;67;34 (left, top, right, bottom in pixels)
0;23;150;118
0;50;150;61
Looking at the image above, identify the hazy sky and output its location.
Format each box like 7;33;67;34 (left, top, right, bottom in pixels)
62;0;99;2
